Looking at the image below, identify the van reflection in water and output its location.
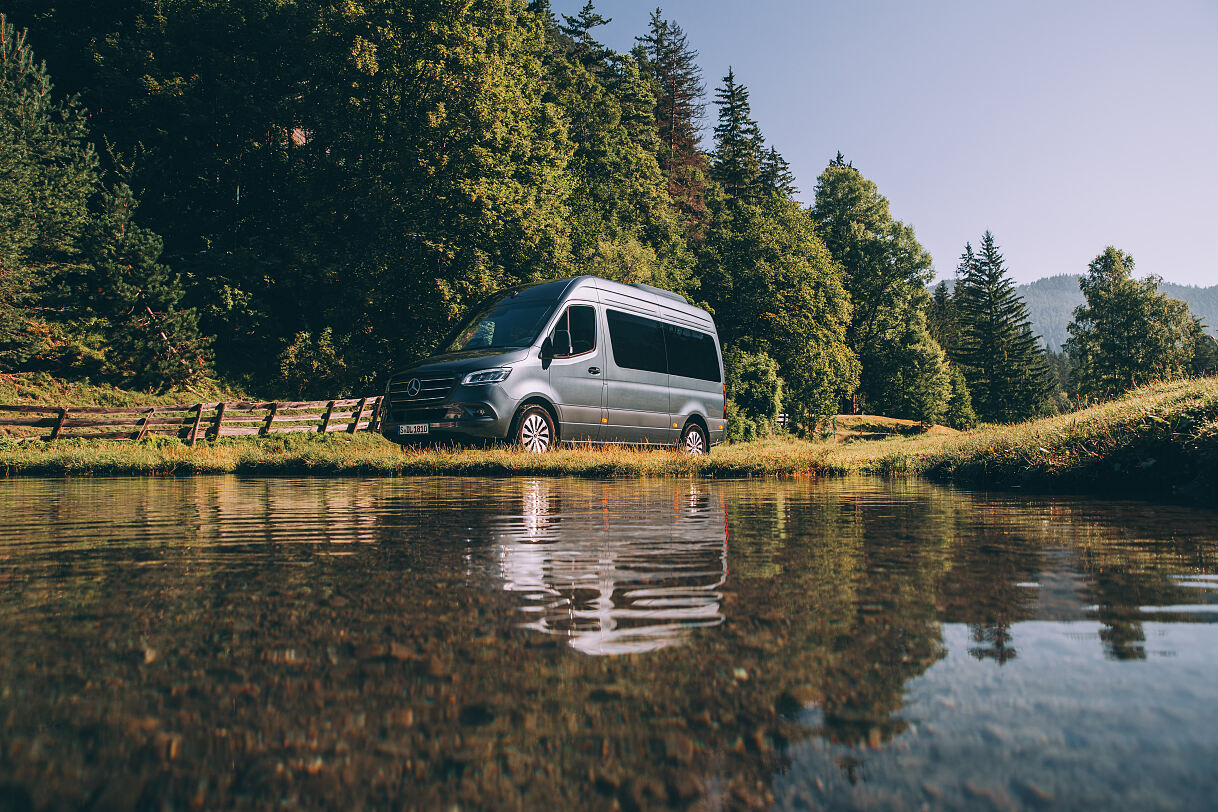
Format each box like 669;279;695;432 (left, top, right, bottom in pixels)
490;479;728;655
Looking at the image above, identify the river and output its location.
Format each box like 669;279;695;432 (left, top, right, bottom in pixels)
1;476;1216;810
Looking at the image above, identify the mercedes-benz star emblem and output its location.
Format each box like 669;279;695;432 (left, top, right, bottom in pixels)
406;378;422;397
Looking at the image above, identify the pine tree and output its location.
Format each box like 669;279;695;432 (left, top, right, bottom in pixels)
1065;247;1198;400
610;54;662;157
1191;325;1218;377
952;232;1052;422
558;1;613;76
7;0;318;381
0;15;205;387
711;67;763;201
758;146;797;199
534;3;691;294
1045;348;1073;395
636;8;709;232
943;364;977;429
926;280;960;355
80;182;208;388
0;14;96;366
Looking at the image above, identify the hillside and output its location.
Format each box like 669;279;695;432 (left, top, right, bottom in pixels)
940;275;1218;351
1018;275;1218;351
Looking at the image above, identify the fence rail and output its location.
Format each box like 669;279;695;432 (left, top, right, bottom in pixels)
0;397;382;444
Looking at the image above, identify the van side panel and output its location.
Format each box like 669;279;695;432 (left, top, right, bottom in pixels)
599;297;675;445
662;320;723;445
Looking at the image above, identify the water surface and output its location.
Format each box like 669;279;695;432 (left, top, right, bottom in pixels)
1;476;1216;810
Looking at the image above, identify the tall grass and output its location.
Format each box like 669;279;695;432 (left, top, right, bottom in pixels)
0;371;243;408
2;377;1215;503
900;376;1218;502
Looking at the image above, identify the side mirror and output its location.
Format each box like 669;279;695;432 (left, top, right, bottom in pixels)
552;330;573;357
540;336;554;361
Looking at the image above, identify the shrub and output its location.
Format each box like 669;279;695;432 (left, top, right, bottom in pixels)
725;348;782;442
943;365;977;430
277;328;347;399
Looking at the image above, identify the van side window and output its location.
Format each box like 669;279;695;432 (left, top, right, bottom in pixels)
606;309;667;374
551;305;596;357
665;324;721;382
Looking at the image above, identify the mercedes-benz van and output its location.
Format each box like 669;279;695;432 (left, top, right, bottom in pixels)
380;276;726;453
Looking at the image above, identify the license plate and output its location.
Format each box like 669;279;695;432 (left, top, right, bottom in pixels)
398;423;429;436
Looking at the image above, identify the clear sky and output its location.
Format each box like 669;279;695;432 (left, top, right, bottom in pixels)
550;0;1218;286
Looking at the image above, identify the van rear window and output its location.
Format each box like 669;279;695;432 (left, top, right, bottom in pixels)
606;309;721;382
665;324;721;382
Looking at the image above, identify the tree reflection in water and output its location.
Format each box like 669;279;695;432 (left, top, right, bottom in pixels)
0;478;1216;810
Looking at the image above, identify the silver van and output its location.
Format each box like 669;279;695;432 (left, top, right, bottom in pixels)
381;276;726;453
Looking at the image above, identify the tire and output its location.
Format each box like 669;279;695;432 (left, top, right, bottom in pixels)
679;421;708;456
512;405;556;452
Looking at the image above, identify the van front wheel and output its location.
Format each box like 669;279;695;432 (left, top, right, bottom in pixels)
680;422;708;456
513;405;555;452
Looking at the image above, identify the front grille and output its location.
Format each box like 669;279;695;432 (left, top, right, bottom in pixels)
388;373;457;405
389;406;450;423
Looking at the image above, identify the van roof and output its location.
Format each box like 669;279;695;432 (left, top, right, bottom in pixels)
563;276;715;330
486;275;715;333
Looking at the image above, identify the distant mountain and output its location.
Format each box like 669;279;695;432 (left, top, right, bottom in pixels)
1016;276;1218;351
937;275;1218;352
1015;275;1083;351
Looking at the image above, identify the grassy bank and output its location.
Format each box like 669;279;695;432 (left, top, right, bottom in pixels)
1;377;1215;504
907;376;1218;502
0;371;243;409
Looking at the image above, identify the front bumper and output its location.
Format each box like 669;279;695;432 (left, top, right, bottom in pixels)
380;382;517;443
382;417;505;444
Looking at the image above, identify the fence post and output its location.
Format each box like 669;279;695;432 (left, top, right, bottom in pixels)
50;408;69;441
348;397;367;433
135;407;154;441
261;403;278;436
188;403;204;446
211;402;227;440
320;400;335;433
369;396;382;432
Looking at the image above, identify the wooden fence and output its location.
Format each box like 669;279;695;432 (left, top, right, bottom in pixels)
0;397;382;445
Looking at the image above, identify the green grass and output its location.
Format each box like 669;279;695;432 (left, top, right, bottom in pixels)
0;371;244;409
0;431;838;478
901;376;1218;502
2;376;1216;504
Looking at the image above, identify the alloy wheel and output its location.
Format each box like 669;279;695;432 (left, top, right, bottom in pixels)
683;426;706;455
520;413;551;452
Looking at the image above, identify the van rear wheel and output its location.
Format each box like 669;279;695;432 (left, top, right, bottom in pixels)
513;405;555;452
680;422;708;456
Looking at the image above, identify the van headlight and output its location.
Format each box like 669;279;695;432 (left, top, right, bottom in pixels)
461;367;511;385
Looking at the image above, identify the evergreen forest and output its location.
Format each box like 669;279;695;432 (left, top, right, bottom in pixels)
2;1;1213;433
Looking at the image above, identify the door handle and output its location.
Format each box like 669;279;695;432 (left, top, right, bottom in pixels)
588;366;601;375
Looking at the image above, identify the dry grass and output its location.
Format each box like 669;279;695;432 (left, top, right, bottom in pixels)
0;371;243;410
2;376;1216;503
894;376;1218;502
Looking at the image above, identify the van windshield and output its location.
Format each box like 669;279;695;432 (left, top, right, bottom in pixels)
437;286;558;354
